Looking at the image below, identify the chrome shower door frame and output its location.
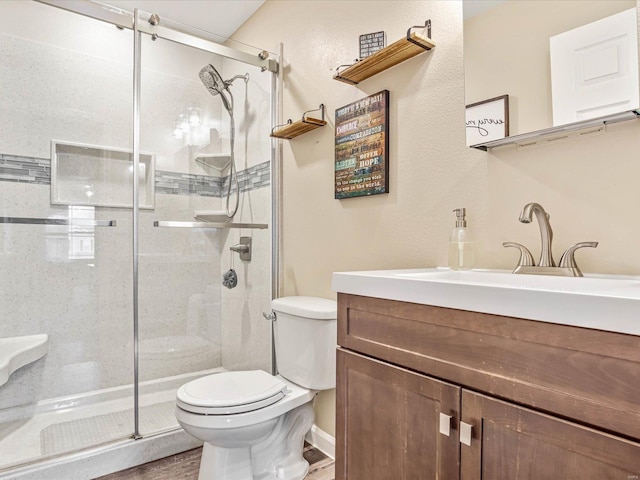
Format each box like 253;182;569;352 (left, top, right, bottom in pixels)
35;0;282;440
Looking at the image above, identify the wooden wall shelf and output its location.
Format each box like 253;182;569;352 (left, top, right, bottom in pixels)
334;21;435;85
270;104;326;140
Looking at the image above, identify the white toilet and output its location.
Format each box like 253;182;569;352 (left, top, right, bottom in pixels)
175;296;337;480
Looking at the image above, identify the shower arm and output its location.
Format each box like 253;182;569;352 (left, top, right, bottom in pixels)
225;74;250;87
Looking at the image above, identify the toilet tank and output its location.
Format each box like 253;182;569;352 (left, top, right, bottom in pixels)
271;296;337;390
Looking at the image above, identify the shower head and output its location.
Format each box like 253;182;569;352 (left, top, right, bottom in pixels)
199;64;225;92
199;64;232;112
198;65;250;114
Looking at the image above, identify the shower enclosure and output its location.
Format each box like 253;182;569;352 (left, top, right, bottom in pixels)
0;1;279;477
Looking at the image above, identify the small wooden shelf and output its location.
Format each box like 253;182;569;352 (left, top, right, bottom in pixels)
270;117;326;139
270;104;326;140
334;21;435;85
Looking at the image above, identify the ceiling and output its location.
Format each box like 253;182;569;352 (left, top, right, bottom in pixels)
463;0;506;20
104;0;265;39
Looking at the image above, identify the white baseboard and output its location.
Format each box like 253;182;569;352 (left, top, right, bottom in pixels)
305;424;335;460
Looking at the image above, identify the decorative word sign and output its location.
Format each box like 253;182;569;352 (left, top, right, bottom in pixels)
335;90;389;199
359;31;386;59
465;95;509;146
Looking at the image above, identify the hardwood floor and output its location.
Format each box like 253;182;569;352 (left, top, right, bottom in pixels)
95;443;335;480
302;443;335;480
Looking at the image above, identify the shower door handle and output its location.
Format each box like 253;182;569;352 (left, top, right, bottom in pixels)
0;217;116;226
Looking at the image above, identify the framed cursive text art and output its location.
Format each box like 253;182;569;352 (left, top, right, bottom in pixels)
465;95;509;147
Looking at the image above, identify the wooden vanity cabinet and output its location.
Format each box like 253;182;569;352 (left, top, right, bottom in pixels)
335;293;640;480
336;349;460;479
462;390;640;479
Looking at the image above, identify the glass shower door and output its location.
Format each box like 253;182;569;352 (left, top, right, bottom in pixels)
0;1;136;470
136;20;274;436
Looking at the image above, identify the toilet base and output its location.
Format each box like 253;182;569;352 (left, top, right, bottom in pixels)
199;443;252;480
252;402;314;480
196;402;315;480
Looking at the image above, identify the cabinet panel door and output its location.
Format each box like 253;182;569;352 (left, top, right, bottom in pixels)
336;349;460;480
461;390;640;480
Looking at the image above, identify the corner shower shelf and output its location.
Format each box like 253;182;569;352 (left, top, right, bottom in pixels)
270;104;326;139
194;153;231;172
0;334;48;387
154;221;268;229
333;20;435;85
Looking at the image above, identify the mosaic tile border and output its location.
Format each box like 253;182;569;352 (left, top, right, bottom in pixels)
221;161;271;194
0;154;51;185
155;171;223;197
0;153;270;197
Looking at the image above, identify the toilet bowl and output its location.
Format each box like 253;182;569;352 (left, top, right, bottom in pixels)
175;296;337;480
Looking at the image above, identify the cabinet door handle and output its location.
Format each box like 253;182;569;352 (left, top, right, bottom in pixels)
460;421;473;446
439;413;452;437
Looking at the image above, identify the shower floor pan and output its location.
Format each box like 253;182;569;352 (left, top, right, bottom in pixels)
0;367;223;471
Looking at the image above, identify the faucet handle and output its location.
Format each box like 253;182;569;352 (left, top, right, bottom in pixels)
503;242;535;267
559;242;598;271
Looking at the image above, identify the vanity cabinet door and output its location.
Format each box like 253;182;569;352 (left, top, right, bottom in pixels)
460;390;640;480
336;348;460;480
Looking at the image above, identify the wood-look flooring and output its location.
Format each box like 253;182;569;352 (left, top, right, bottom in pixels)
95;443;335;480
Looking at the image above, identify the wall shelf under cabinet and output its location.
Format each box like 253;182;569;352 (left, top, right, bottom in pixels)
333;20;435;85
469;110;640;151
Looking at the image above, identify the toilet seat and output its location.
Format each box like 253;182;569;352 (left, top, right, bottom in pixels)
177;370;287;415
175;375;315;431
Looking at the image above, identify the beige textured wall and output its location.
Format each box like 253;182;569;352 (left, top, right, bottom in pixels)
232;0;640;438
464;0;635;135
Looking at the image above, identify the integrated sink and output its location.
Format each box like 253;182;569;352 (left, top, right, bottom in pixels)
395;270;640;293
332;268;640;335
0;334;48;387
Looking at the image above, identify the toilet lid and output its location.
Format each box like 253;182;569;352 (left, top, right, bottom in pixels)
177;370;287;415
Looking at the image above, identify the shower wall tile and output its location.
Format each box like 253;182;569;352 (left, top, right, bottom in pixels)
0;154;269;196
0;184;229;409
219;185;272;373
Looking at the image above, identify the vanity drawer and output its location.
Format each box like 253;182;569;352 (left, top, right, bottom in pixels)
337;292;640;440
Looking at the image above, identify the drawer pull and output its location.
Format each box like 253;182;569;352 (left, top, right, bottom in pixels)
439;413;452;437
460;421;473;446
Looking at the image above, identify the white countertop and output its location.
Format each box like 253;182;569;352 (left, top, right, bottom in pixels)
332;268;640;336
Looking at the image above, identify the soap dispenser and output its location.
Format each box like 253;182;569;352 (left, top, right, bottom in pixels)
448;208;474;270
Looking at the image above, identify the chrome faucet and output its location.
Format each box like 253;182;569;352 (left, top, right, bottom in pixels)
518;202;555;267
503;203;598;277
